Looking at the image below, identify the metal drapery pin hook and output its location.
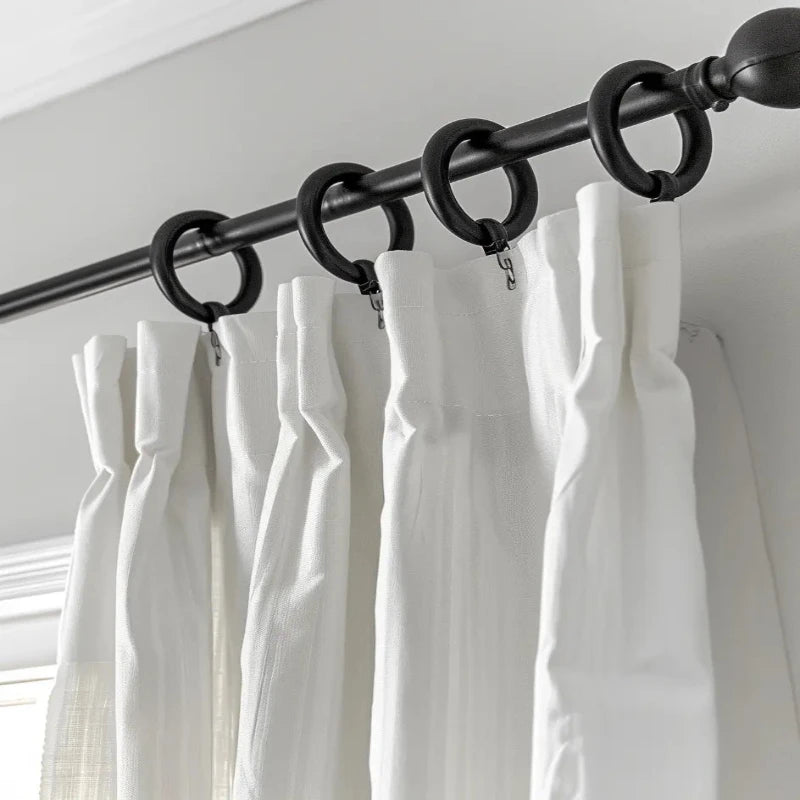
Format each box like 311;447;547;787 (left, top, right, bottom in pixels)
477;218;517;291
202;301;228;366
368;288;385;330
208;324;223;366
495;249;517;290
357;272;386;331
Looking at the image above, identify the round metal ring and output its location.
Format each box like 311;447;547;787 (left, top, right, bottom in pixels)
420;118;538;252
149;210;263;324
587;60;713;200
296;162;415;290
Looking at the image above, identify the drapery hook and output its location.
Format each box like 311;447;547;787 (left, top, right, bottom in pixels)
354;259;386;329
296;162;415;330
367;289;385;330
477;217;516;290
202;300;228;365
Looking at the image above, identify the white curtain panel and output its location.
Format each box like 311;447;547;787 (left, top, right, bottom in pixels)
40;183;798;800
369;229;579;799
234;279;355;798
40;336;134;800
530;186;717;798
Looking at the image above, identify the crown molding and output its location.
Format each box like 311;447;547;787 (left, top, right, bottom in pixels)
0;535;72;621
0;0;310;120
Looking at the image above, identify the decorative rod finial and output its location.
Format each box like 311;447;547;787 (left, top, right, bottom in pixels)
710;7;800;108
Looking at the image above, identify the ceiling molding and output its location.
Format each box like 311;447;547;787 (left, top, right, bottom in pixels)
0;0;310;120
0;535;71;620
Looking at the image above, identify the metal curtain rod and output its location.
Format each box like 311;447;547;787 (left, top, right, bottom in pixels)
2;7;800;323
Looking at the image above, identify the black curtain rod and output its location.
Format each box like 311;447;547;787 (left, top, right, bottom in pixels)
2;7;800;323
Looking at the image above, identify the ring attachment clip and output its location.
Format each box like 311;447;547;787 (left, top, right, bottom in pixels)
202;300;229;365
477;217;516;291
496;249;517;291
356;259;385;330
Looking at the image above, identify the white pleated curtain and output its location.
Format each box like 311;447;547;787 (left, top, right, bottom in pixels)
40;183;799;800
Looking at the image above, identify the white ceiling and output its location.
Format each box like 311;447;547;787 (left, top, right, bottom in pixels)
0;0;309;118
0;0;799;682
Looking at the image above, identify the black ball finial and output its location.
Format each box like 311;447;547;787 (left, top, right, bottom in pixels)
715;7;800;108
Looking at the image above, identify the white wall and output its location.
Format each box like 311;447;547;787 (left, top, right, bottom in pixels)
1;0;799;684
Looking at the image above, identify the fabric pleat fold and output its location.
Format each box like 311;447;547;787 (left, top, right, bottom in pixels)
208;313;279;798
329;293;390;800
530;183;716;800
116;322;214;800
41;336;132;800
233;277;352;800
372;246;577;800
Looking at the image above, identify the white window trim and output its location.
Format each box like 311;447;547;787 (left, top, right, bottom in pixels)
0;536;71;672
0;664;56;798
0;664;57;686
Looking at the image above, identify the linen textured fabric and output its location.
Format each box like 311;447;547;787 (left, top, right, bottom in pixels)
41;183;798;800
233;278;354;798
530;183;717;799
40;336;134;800
232;277;392;799
369;238;578;800
207;312;281;798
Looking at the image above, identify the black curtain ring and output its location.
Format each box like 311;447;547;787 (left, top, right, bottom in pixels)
420;118;538;254
149;210;263;324
296;162;415;293
587;60;713;200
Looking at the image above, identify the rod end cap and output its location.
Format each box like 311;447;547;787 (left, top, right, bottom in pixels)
718;8;800;108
